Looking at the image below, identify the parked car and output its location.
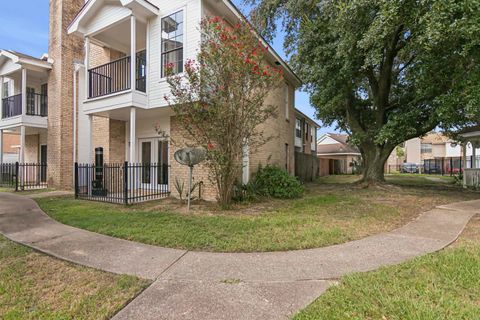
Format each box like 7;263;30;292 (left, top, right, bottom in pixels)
401;163;418;173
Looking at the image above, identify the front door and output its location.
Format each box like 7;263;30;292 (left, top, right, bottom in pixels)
139;138;169;187
40;145;47;182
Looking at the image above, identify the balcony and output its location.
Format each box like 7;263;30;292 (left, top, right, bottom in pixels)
2;93;48;119
88;51;146;99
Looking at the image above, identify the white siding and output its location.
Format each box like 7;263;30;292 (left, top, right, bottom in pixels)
147;0;202;108
84;4;131;35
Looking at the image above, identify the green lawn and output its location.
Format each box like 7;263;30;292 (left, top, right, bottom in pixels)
293;216;480;320
36;174;478;252
0;236;150;319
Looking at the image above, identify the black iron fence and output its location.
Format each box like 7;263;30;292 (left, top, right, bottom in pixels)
386;156;478;175
75;162;170;204
0;162;48;190
88;50;147;99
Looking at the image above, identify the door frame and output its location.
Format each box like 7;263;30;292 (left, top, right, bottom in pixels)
137;137;170;188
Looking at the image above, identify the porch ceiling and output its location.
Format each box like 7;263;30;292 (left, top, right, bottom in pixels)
92;18;147;54
0;50;51;76
68;0;158;38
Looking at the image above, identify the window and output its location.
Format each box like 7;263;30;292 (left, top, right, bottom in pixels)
2;81;8;98
295;119;302;138
161;10;184;77
284;84;289;120
421;143;432;153
305;123;309;140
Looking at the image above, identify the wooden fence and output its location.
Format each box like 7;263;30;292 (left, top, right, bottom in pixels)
295;152;320;182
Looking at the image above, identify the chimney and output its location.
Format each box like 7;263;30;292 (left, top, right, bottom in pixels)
47;0;84;189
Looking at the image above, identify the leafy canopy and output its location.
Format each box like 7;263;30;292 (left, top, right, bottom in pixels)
248;0;480;144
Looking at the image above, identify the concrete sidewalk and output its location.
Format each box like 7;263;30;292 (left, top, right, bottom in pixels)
0;192;478;320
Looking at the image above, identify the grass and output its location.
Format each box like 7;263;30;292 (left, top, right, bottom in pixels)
0;236;150;320
293;215;480;320
0;188;56;195
36;174;479;253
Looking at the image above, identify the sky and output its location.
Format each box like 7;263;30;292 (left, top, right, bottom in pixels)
0;0;337;134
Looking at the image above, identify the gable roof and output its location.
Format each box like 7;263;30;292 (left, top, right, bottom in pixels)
294;108;321;127
317;133;360;155
0;50;52;72
68;0;159;36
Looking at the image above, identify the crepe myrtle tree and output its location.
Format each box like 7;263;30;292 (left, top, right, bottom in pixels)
248;0;480;183
164;16;284;206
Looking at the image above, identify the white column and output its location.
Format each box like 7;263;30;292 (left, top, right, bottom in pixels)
85;37;90;98
130;15;136;92
21;68;27;116
20;125;25;163
0;76;4;119
129;107;136;163
0;130;3;165
88;114;93;163
473;143;477;169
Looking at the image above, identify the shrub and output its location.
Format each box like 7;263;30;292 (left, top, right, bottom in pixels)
251;166;304;199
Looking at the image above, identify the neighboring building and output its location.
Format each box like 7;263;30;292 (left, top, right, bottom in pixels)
0;0;309;201
293;109;320;181
404;132;456;164
317;133;361;175
294;108;320;155
458;126;480;187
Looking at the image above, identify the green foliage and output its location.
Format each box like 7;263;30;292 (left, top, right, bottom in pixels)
174;177;202;202
251;166;304;199
165;17;283;206
248;0;480;181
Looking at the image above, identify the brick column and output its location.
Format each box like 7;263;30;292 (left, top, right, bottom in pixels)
47;0;85;189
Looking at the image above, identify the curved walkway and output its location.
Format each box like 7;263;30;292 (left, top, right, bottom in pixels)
0;192;479;319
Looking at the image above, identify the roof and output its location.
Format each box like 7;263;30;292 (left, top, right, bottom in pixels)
0;50;52;71
458;125;480;139
294;108;320;127
421;132;451;144
317;133;360;155
68;0;302;87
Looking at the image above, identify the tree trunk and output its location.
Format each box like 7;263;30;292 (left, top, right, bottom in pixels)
360;144;393;185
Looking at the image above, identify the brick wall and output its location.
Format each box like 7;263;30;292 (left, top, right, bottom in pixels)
248;85;295;176
169;116;218;201
24;135;39;163
168;83;296;202
2;133;19;154
47;0;84;189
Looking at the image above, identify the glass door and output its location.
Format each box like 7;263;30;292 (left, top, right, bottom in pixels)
141;141;152;185
157;140;169;186
139;138;169;188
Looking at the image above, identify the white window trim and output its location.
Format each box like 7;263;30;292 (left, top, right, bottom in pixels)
159;7;187;82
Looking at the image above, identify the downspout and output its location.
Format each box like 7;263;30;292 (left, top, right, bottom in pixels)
73;62;82;186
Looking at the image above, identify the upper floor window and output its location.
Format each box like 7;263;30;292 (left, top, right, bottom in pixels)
305;123;309;140
421;143;432;153
161;10;184;77
295;119;302;138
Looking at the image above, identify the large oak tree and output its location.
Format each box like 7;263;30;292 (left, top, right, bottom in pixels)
248;0;480;183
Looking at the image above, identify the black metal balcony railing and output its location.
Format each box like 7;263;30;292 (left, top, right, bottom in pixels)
88;50;147;99
1;93;48;119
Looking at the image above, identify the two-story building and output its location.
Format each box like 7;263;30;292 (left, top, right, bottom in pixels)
0;51;51;166
1;0;307;201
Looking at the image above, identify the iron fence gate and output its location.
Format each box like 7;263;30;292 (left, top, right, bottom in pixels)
75;162;170;204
